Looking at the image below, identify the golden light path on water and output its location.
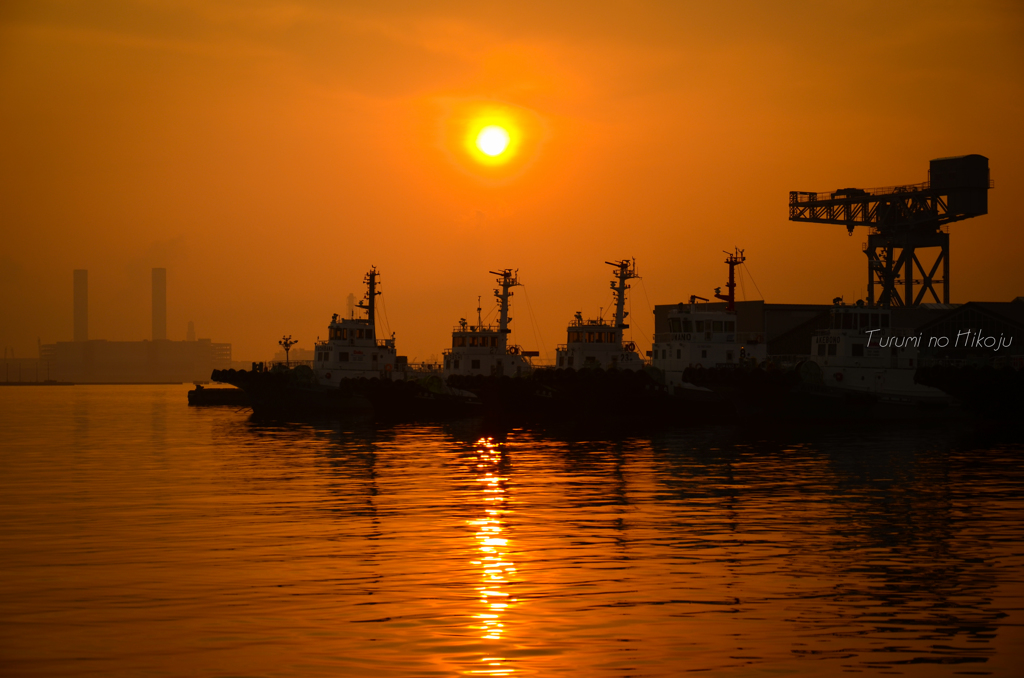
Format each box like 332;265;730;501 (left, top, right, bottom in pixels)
469;437;516;675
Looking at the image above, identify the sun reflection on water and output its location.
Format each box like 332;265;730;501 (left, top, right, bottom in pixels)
468;437;517;675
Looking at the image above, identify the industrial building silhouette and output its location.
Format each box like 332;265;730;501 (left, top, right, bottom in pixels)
35;268;231;383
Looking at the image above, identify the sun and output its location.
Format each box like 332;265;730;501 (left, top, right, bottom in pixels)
476;126;510;157
464;115;520;166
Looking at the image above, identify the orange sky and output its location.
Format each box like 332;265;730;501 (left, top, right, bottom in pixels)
2;1;1022;362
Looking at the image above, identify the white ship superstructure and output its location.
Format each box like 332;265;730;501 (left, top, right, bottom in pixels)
555;259;644;371
443;269;534;377
807;300;950;406
312;267;399;385
652;249;767;393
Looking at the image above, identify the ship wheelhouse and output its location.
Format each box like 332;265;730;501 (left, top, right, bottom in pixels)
556;313;643;370
651;306;761;370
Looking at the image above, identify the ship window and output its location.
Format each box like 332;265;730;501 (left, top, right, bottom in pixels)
695;321;704;332
367;329;374;339
470;336;478;347
682;320;693;333
828;344;837;356
669;318;681;333
852;343;864;357
701;349;707;359
713;321;723;332
859;314;869;328
341;329;348;340
676;349;681;359
596;332;604;343
356;329;363;339
568;356;574;367
455;336;466;347
725;321;735;332
818;343;826;356
558;357;564;367
870;313;879;327
727;351;733;362
471;359;480;369
586;332;594;343
490;336;497;347
454;360;460;369
842;314;854;330
340;352;349;362
661;350;666;359
881;314;890;328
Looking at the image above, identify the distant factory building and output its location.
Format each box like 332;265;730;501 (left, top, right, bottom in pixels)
152;267;167;341
74;269;88;342
36;268;231;383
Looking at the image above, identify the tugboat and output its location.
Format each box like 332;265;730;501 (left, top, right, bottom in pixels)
212;267;479;420
443;269;535;378
652;249;766;394
312;267;400;385
555;259;644;371
805;298;952;410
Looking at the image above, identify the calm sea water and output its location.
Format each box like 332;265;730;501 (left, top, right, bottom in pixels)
1;385;1023;677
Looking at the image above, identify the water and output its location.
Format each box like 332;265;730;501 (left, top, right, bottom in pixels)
2;385;1023;677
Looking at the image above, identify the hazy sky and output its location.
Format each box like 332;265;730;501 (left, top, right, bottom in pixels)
2;0;1022;361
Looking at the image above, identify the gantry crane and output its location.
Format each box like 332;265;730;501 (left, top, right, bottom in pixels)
789;155;991;307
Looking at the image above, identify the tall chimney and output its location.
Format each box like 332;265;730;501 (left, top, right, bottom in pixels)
73;269;88;341
152;268;167;341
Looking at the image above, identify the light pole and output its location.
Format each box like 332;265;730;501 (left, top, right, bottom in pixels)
279;335;297;368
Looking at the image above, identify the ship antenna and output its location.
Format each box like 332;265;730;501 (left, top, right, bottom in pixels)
489;268;521;344
477;296;482;329
605;258;639;331
356;266;380;326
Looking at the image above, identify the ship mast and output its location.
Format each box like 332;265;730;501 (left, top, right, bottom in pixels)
356;266;379;327
713;249;745;312
489;269;520;337
605;259;639;331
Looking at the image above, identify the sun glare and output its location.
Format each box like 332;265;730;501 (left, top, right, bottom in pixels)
476;126;510;157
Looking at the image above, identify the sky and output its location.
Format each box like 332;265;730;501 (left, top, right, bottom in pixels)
2;0;1023;362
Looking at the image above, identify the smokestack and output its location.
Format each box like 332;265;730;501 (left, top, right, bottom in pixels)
152;268;167;341
73;269;88;341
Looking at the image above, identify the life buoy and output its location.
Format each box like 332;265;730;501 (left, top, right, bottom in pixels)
834;372;843;382
625;342;636;352
508;345;520;355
